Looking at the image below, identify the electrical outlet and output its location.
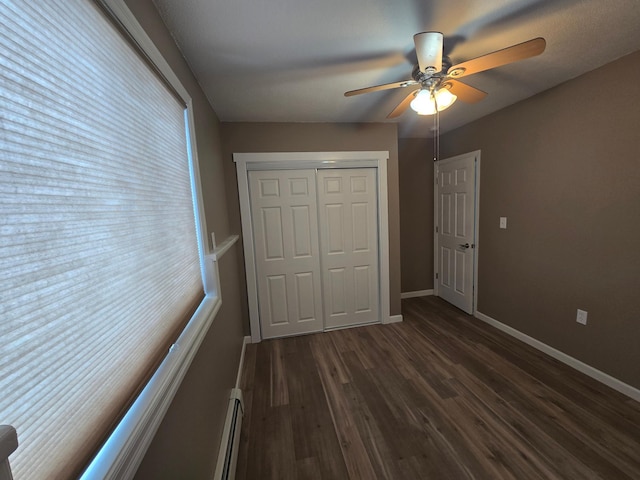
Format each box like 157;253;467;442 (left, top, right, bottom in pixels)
576;309;588;325
500;217;507;229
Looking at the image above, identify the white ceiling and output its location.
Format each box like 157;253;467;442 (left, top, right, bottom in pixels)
152;0;640;137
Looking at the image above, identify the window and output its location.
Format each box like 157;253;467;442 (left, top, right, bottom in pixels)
0;1;215;478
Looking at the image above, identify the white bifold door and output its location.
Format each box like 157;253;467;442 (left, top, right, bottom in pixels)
249;170;324;338
317;169;379;329
249;168;379;339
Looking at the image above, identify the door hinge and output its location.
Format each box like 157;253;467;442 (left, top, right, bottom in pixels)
435;226;439;233
435;272;439;279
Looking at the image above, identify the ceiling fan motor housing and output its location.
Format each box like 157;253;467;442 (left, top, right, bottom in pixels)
414;31;444;73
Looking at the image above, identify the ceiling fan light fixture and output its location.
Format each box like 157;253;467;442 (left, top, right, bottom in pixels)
410;89;437;115
434;87;457;110
410;88;457;115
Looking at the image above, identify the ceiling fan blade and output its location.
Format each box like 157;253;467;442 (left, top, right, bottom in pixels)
414;32;444;73
442;79;487;103
387;89;419;118
448;37;546;79
344;80;417;97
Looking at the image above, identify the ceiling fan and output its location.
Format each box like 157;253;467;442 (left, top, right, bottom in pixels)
344;32;546;118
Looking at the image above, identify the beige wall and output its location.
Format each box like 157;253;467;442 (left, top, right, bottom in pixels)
440;50;640;389
124;1;246;478
220;122;402;326
398;138;435;293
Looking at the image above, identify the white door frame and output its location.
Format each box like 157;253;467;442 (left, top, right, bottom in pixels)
433;150;481;314
234;151;391;343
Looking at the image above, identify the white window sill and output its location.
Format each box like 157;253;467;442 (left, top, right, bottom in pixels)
80;294;222;480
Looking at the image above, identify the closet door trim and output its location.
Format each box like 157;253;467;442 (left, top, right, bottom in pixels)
234;151;391;343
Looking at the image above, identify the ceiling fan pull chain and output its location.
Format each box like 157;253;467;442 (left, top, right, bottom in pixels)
433;107;440;162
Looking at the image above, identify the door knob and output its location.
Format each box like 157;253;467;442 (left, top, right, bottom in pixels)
458;243;470;249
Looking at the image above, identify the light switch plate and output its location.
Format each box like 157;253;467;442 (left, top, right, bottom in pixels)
500;217;507;229
576;309;588;325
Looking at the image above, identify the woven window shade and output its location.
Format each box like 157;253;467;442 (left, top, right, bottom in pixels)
0;1;204;478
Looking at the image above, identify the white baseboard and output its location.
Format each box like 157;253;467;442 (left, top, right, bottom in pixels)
474;311;640;403
386;314;403;324
234;336;251;389
401;289;434;299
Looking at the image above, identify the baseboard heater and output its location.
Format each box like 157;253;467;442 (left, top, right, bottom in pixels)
213;388;244;480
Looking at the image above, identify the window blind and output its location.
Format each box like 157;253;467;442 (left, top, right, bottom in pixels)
0;1;204;478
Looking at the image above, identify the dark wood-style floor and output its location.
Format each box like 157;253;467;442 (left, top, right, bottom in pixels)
236;296;640;479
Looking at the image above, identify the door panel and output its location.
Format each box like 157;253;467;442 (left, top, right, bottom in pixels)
326;204;345;253
354;265;372;312
441;193;452;235
318;168;379;328
328;267;347;315
261;208;284;259
249;170;323;338
455;250;466;293
291;205;312;257
440;246;451;287
436;153;476;314
294;272;316;321
352;203;371;251
456;193;467;235
266;275;288;326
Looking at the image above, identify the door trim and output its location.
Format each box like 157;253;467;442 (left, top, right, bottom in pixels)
234;151;391;343
433;150;481;315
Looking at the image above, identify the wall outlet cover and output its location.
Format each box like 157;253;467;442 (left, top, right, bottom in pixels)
500;217;507;229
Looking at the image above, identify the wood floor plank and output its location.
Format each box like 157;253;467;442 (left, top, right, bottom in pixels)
340;352;419;468
295;457;323;480
447;365;608;480
310;336;379;479
340;380;405;480
329;327;378;370
386;346;504;478
447;392;559;480
270;338;290;407
437;321;637;476
405;300;638;479
286;336;350;479
407;296;640;430
348;364;475;479
245;342;297;480
312;332;352;385
237;296;640;479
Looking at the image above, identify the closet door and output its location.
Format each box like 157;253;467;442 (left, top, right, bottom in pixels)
317;168;379;329
249;170;323;338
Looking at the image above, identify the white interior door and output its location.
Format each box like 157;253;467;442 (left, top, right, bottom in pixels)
317;168;379;329
435;152;478;314
249;169;323;338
